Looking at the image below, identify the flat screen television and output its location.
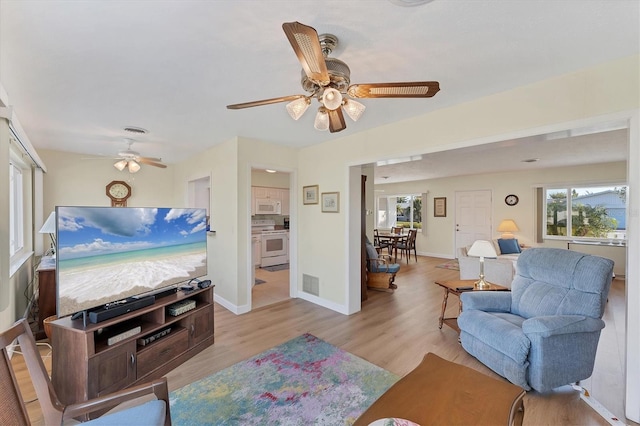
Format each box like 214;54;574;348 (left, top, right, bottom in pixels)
55;206;208;318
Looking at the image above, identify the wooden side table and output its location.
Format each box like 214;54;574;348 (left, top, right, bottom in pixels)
434;279;509;332
36;256;57;340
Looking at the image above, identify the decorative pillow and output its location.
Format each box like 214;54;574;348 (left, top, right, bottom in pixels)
498;238;521;254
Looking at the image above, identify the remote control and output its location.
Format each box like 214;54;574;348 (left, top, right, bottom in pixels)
456;286;474;291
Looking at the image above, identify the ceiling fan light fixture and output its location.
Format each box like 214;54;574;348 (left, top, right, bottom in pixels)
314;107;329;131
285;97;310;120
128;160;141;173
114;160;128;171
343;99;366;122
321;87;343;110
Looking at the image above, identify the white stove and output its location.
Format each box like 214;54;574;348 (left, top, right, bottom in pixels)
251;220;289;267
251;219;275;233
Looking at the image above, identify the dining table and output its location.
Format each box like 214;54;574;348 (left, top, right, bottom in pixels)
377;232;407;263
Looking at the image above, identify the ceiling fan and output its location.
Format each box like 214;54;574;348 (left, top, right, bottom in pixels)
113;139;167;173
227;21;440;133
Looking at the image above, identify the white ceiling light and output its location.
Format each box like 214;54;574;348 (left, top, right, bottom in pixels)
285;97;311;120
314;108;329;131
321;88;343;110
265;169;276;173
128;161;141;173
342;99;366;122
114;160;128;171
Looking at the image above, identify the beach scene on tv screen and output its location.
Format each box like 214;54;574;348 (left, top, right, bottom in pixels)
57;206;207;317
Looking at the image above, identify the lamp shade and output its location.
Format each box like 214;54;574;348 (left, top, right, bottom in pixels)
342;99;366;121
314;108;329;131
114;160;127;171
321;88;343;110
285;97;310;120
467;240;497;258
39;212;56;234
497;219;519;239
128;160;141;173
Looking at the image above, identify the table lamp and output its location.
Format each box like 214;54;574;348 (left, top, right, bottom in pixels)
467;240;497;289
497;219;519;239
39;211;56;256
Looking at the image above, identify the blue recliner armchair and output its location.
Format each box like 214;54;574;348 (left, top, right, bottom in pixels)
458;248;614;392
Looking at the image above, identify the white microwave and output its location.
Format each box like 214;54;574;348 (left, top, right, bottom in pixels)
255;198;282;215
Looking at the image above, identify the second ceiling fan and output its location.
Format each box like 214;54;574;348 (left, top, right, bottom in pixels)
227;21;440;133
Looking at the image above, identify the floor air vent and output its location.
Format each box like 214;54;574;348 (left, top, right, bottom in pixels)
302;274;320;296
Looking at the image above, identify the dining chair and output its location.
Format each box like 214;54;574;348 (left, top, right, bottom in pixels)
396;229;418;263
373;229;391;254
391;226;404;235
0;318;171;426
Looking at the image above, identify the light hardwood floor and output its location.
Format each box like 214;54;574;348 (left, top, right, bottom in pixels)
252;266;290;309
14;255;636;425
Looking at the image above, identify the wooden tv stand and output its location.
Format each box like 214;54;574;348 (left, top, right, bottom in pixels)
50;286;214;418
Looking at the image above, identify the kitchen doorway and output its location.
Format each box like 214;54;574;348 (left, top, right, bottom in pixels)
251;168;292;310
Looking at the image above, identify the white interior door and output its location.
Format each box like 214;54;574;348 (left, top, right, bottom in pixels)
455;190;493;256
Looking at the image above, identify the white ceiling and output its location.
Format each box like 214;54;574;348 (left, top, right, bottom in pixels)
0;0;637;182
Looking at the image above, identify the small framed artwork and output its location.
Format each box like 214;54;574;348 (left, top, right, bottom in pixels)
303;185;319;205
434;197;447;217
321;192;340;213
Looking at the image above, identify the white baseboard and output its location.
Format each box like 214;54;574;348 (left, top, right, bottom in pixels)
296;292;350;315
417;250;455;259
213;294;250;315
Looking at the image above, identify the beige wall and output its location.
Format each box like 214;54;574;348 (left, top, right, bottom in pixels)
251;169;290;188
172;137;298;313
39;149;176;215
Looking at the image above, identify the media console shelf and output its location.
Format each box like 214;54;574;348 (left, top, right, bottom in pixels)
50;285;214;419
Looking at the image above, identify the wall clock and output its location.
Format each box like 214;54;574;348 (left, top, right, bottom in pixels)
505;194;519;206
106;180;131;207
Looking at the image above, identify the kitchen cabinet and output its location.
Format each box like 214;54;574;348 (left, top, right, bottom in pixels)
280;189;290;215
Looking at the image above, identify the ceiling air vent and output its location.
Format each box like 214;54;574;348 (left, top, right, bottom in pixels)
123;126;148;135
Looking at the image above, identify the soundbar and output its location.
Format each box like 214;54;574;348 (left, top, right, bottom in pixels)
88;295;155;324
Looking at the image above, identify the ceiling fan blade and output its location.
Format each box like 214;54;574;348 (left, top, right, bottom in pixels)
347;81;440;98
137;156;162;162
227;95;305;110
282;22;330;86
137;158;167;168
328;108;346;133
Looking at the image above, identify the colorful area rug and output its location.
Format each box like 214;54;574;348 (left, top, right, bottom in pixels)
262;263;289;272
436;259;459;271
170;333;399;425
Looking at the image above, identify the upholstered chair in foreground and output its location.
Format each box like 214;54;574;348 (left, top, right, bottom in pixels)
0;319;171;425
458;248;614;392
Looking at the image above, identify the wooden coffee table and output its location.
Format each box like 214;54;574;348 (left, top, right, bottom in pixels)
354;352;525;426
435;279;509;332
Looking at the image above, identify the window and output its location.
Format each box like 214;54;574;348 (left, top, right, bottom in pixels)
545;185;627;240
9;160;24;257
376;194;422;230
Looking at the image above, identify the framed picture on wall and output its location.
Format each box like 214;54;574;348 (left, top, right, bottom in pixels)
303;185;319;204
321;192;340;213
434;197;447;217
